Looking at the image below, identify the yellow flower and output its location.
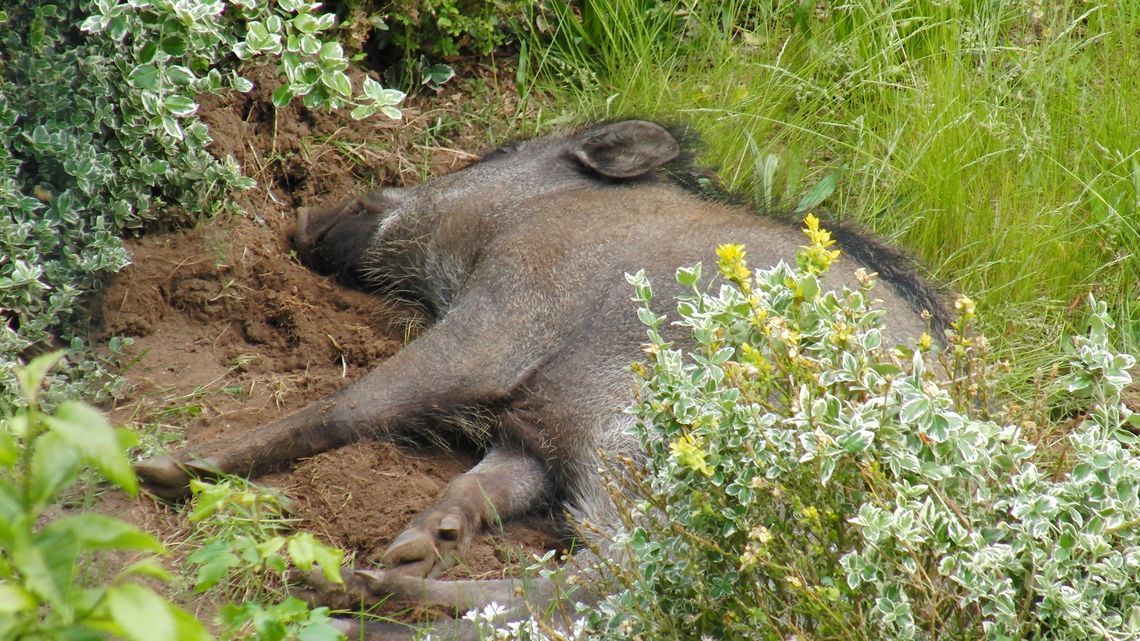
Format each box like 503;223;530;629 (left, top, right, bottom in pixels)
740;343;768;367
716;243;752;290
800;505;821;527
717;242;745;263
797;214;841;274
917;332;933;351
669;434;713;476
954;295;976;320
801;213;837;248
830;322;854;346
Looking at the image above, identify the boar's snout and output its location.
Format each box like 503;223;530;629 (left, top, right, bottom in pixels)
293;189;407;282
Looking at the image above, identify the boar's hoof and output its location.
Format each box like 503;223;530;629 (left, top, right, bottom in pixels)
134;456;221;502
381;508;472;578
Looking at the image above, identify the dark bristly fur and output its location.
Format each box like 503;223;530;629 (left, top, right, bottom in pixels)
136;120;947;640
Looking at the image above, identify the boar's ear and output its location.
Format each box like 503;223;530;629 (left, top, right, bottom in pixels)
570;120;680;179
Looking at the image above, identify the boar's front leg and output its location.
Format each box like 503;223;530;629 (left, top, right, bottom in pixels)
135;301;549;501
382;446;552;578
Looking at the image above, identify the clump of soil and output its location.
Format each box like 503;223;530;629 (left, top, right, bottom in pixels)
97;59;559;606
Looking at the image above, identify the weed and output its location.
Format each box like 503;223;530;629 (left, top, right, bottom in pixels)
0;352;211;640
182;476;346;640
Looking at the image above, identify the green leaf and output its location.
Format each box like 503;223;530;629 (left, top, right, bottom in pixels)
160;115;183;140
312;544;343;584
361;76;384;101
676;264;702;287
160;35;186;56
192;548;239;592
795;168;842;214
287;532;317;569
293;13;319;33
298;620;345;641
165;65;195;86
170;602;214;641
119;557;175;583
11;526;76;614
0;428;17;467
43;514;163;553
164;95;198;117
323;71;351;97
0;480;21;540
287;533;343;583
231;75;254;93
0;583;36;614
107;584;179;641
128;64;160;90
138;41;157;64
378;88;406;105
350;104;375;120
16;350;66;406
272;84;294;107
44;401;137;495
3;413;29;440
256;535;287;559
318;41;343;62
299;34;320;55
29;430;82;509
424;64;455;86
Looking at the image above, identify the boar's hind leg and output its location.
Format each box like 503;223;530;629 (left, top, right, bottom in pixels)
299;565;571;641
136;302;550;501
381;447;551;578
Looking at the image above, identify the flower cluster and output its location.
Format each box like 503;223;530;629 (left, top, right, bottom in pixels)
716;243;752;291
796;213;842;274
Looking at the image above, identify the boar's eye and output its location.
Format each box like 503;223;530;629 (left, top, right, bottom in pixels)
487;144;516;159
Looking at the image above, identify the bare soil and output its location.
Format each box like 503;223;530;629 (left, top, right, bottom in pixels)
94;60;560;606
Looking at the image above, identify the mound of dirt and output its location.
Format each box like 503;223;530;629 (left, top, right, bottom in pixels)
97;59;560;606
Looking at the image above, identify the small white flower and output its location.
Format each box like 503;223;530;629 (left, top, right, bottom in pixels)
482;601;507;619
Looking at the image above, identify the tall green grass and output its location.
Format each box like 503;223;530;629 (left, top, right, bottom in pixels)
526;0;1140;380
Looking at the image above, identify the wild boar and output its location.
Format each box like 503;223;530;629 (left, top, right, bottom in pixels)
136;120;946;639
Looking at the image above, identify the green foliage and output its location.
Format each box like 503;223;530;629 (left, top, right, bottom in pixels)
0;352;212;641
525;0;1140;375
183;477;346;641
0;0;407;408
382;0;533;58
588;225;1140;639
219;597;345;641
333;0;529;89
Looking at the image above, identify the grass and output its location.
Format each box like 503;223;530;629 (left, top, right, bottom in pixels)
523;0;1140;387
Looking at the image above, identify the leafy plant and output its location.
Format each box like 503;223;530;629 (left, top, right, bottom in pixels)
0;352;212;640
383;0;533;58
1;0;408;409
590;219;1140;640
183;476;346;641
